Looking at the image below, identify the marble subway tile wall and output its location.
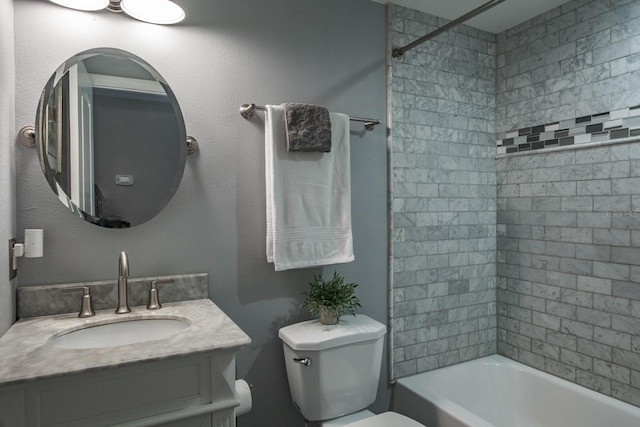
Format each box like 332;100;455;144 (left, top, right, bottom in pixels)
497;145;640;406
497;0;640;406
496;0;640;134
390;5;497;378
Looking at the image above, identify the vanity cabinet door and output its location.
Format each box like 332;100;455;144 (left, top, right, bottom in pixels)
0;386;25;427
25;354;213;426
156;414;213;427
1;351;239;426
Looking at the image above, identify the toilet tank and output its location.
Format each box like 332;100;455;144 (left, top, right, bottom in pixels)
278;315;386;421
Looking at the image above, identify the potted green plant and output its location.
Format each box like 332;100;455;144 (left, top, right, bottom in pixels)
302;271;361;325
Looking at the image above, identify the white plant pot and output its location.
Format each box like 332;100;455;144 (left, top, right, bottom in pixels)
319;307;339;325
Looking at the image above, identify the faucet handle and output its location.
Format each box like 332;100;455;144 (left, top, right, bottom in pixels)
63;286;95;318
147;279;174;310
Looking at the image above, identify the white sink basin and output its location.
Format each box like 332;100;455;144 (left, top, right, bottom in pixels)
51;318;190;349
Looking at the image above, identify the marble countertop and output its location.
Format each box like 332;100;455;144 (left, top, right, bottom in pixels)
0;299;251;386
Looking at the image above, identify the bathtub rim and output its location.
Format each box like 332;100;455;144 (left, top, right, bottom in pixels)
394;376;495;427
393;354;640;426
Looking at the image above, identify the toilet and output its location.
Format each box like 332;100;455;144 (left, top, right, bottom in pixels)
278;314;426;427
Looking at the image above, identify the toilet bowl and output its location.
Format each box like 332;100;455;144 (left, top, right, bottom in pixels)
278;315;426;427
321;409;424;427
320;409;376;426
342;411;425;427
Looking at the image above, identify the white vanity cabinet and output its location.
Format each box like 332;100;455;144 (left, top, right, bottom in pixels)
0;299;251;427
0;386;25;427
1;350;240;426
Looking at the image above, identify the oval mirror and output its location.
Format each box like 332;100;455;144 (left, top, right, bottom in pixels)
35;47;187;228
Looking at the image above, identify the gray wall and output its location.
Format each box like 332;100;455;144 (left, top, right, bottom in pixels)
13;0;388;424
389;4;498;379
93;94;182;224
0;0;16;337
497;0;640;407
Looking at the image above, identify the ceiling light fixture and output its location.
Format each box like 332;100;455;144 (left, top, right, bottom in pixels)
49;0;110;12
48;0;186;25
120;0;185;25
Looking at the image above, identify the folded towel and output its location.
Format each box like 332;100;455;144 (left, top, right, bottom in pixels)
282;102;332;152
265;105;354;271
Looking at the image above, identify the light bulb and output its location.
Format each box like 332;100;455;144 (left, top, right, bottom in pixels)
121;0;185;25
49;0;109;11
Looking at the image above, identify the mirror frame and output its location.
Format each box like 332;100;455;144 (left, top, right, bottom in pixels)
34;47;188;228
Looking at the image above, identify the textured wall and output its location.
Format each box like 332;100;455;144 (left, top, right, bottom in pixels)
389;5;497;378
497;0;640;407
0;0;16;337
13;0;388;424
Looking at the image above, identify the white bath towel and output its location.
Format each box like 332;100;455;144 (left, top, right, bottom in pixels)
265;104;354;271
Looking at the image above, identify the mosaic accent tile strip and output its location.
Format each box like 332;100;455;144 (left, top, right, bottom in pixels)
497;106;640;155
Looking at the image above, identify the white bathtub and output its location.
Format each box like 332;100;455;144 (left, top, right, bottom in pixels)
393;355;640;427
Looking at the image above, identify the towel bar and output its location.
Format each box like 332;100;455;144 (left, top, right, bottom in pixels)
240;103;381;131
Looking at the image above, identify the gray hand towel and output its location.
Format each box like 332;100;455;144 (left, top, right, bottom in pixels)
282;103;332;152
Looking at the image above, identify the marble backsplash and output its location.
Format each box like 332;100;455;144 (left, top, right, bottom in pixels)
17;273;208;318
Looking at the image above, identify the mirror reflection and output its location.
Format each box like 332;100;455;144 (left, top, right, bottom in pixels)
35;48;187;228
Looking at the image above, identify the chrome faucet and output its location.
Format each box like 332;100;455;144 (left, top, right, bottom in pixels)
115;251;131;314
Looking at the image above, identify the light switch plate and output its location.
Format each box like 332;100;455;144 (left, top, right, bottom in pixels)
8;239;16;280
115;175;134;186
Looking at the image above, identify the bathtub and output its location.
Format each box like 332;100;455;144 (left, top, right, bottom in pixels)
393;354;640;427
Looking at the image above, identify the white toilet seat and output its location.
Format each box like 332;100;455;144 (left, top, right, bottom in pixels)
344;411;426;427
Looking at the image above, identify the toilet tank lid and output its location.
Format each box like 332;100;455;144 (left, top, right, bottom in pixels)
278;314;386;351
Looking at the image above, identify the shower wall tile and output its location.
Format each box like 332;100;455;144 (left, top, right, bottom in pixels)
498;144;640;407
390;4;497;378
497;0;640;407
497;0;640;136
392;0;640;408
